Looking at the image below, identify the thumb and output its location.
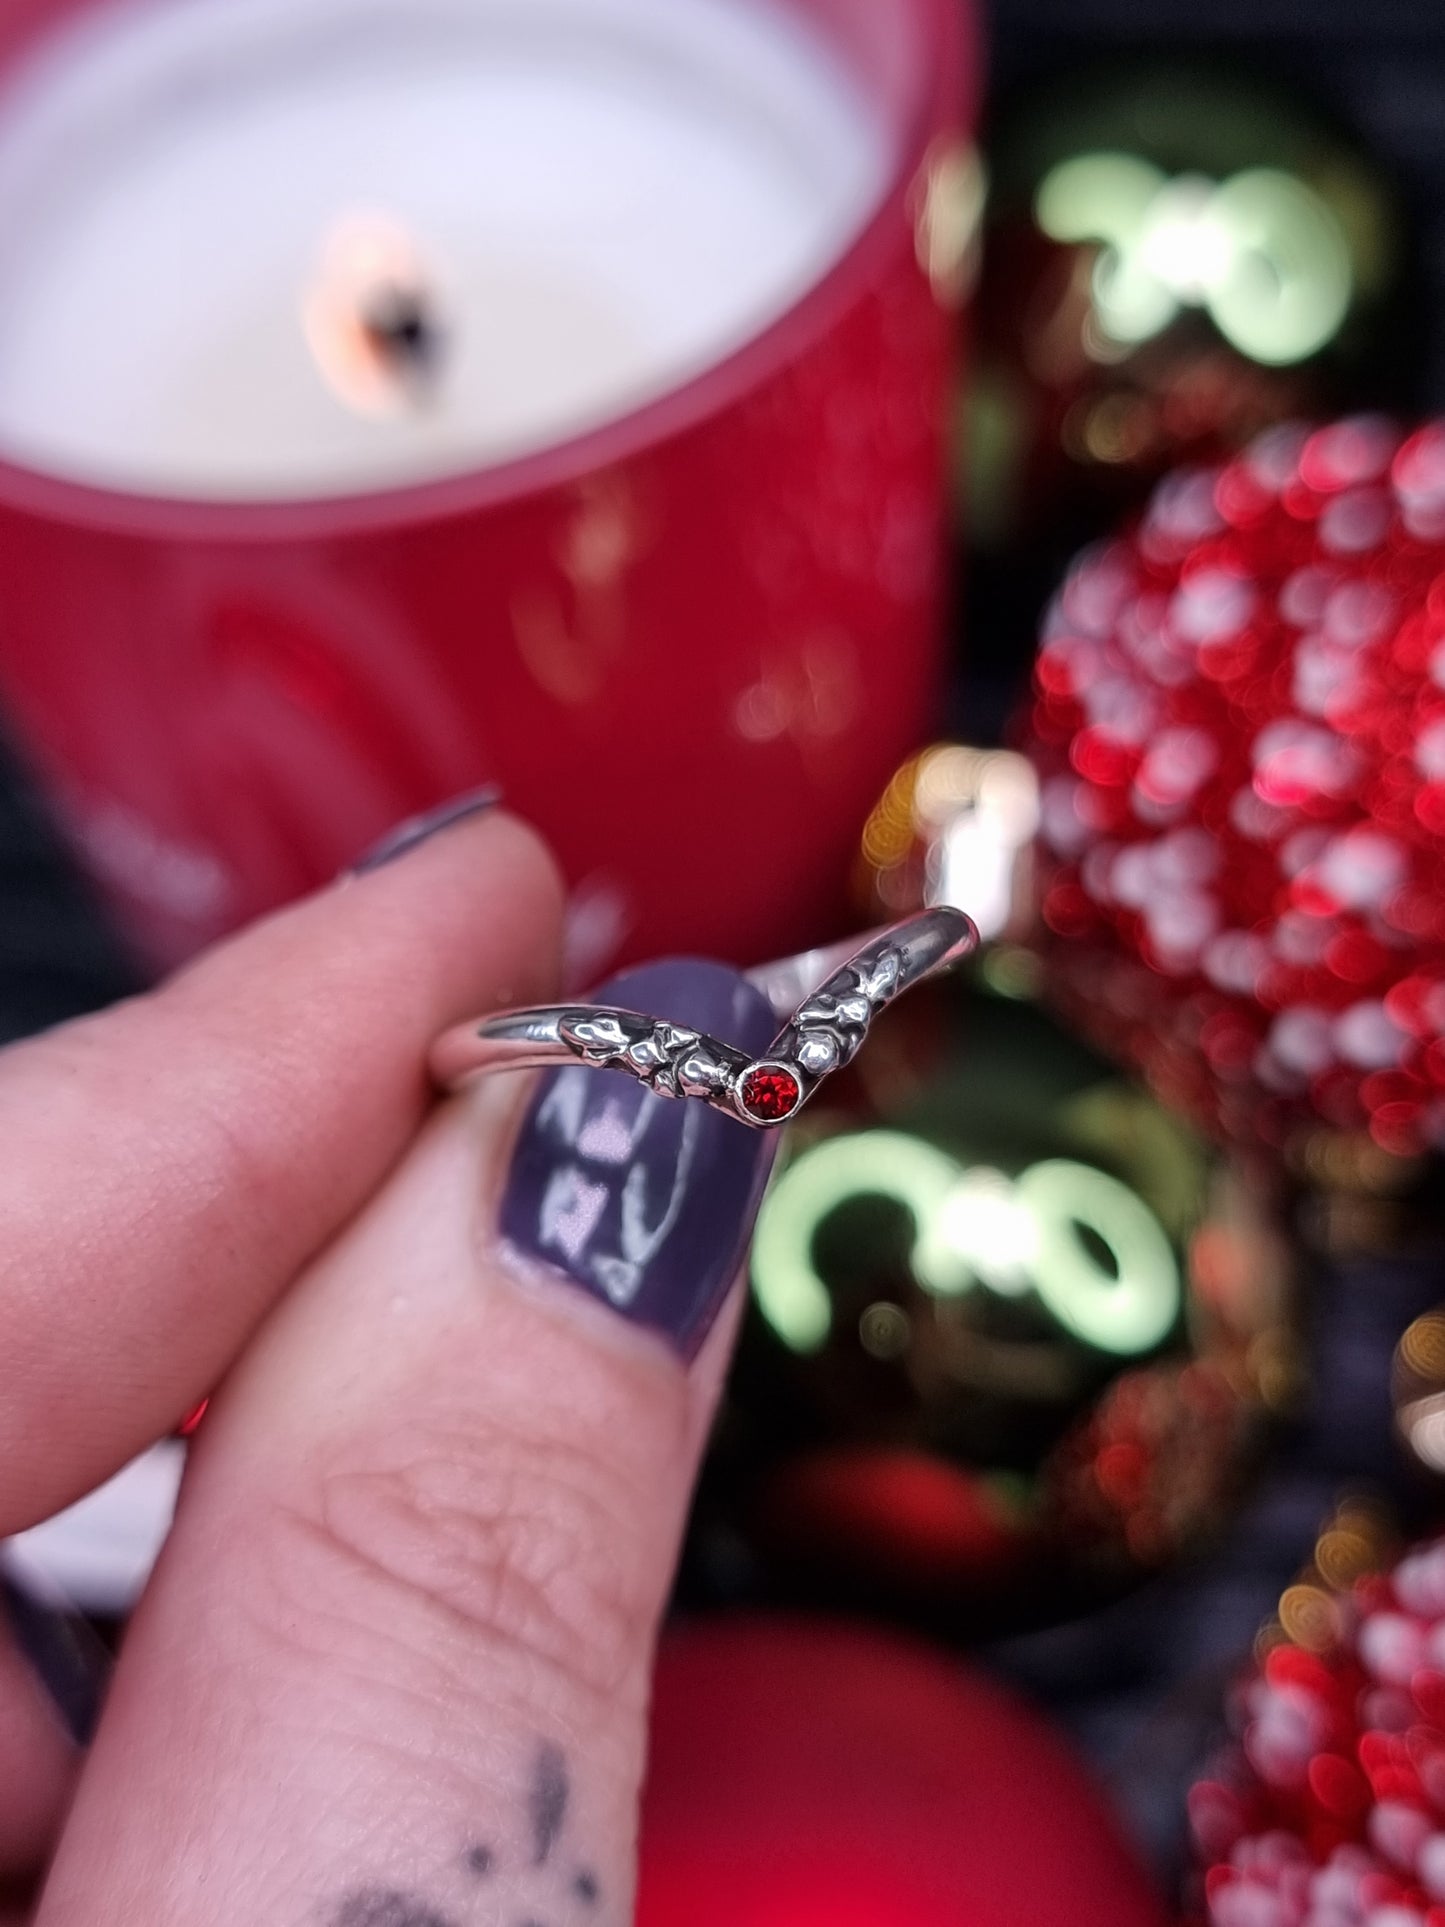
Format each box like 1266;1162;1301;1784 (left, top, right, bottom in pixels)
36;960;778;1927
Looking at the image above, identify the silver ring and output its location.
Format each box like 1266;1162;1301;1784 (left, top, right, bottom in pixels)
429;907;978;1129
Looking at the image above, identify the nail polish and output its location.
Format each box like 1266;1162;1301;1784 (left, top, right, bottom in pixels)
0;1571;108;1744
349;784;502;875
499;959;780;1358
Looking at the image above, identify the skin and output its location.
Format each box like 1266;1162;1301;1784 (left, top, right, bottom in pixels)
0;810;737;1925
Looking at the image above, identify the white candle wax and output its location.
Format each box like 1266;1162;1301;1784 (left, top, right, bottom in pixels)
0;0;888;499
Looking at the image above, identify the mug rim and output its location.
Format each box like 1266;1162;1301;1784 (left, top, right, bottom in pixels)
0;0;974;542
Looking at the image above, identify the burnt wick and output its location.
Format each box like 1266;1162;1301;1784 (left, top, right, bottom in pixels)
360;282;443;383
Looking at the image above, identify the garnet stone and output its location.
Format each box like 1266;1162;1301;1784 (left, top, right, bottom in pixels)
737;1062;802;1123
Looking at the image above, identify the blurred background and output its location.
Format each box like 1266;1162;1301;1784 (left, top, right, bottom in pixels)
10;0;1445;1921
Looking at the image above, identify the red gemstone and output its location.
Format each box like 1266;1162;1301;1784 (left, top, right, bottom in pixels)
737;1064;802;1122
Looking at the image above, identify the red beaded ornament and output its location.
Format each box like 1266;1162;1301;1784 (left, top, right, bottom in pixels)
1026;415;1445;1157
1190;1534;1445;1927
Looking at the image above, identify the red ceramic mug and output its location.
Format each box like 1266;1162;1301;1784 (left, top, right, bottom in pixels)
0;0;976;972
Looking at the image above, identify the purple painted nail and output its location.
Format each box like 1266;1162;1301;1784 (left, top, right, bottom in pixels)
349;784;502;875
498;959;780;1358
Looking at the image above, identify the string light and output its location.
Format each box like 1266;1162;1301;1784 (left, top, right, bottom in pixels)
1036;153;1353;365
1016;1159;1181;1354
750;1131;1182;1361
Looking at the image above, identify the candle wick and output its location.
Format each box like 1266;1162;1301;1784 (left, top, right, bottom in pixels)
360;282;443;390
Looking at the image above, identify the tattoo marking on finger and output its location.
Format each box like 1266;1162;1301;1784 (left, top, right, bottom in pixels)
332;1888;460;1927
329;1740;586;1927
530;1741;568;1866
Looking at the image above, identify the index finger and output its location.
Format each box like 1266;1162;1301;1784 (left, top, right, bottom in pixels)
0;805;563;1534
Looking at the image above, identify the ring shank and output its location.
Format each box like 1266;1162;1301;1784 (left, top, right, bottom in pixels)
428;908;978;1095
429;1008;571;1086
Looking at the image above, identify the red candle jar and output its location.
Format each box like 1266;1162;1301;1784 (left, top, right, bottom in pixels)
0;0;975;972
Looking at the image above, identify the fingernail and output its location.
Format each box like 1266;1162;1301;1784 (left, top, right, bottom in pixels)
349;784;502;875
1;1572;109;1744
499;959;780;1358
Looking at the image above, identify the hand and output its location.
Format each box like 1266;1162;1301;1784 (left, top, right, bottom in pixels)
0;803;776;1926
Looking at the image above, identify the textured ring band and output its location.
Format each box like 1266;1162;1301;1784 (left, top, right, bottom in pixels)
429;907;979;1129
